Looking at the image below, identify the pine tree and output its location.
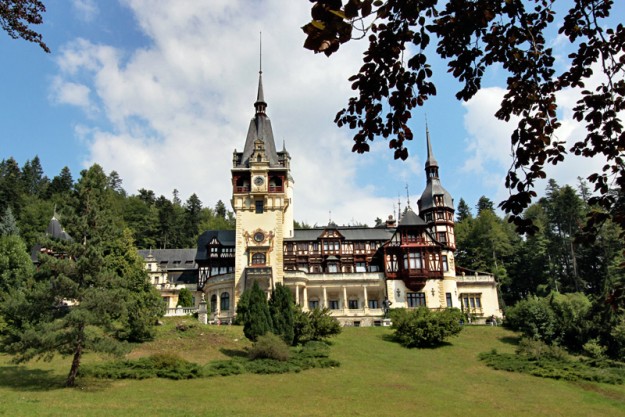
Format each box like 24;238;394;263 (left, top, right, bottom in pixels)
0;164;163;387
0;207;20;236
242;281;273;342
269;283;295;345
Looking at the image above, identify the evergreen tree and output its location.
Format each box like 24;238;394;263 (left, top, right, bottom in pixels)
0;157;24;214
178;288;194;307
137;188;156;205
0;207;20;236
456;198;472;222
183;194;203;247
122;195;159;249
47;166;73;196
269;283;295;345
242;281;273;342
21;156;48;197
0;234;34;295
476;196;494;215
0;164;162;387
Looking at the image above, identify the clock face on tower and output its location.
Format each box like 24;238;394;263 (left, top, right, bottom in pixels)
254;231;265;243
254;176;264;186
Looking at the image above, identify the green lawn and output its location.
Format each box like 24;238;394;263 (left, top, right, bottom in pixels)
1;322;624;417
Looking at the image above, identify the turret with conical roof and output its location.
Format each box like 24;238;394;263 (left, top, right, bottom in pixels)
417;127;455;251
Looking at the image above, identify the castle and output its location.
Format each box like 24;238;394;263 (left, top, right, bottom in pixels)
141;71;502;325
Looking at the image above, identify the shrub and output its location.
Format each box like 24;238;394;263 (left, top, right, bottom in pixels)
582;339;607;360
248;332;291;361
80;353;203;380
392;307;463;348
293;306;341;345
479;350;625;385
505;295;558;343
205;360;245;377
516;338;568;361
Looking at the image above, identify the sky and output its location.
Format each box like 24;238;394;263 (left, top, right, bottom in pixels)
1;0;623;227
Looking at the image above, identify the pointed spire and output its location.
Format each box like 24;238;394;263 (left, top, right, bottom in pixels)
405;183;411;208
255;33;267;114
425;121;438;169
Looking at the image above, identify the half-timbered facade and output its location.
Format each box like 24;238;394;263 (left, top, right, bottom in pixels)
140;70;502;325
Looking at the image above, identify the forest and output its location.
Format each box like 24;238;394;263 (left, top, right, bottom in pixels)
0;156;235;252
2;155;625;361
1;155;624;307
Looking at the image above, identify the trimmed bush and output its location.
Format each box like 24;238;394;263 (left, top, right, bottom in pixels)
392;307;463;348
248;332;291;361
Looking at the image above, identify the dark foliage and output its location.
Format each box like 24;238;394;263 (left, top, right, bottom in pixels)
302;0;625;236
0;0;49;52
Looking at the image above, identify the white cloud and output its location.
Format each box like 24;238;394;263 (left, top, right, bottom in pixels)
72;0;99;22
53;1;401;226
50;77;93;111
461;62;619;206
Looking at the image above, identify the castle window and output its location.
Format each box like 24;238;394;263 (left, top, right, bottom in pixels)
404;251;422;270
438;232;447;244
429;253;441;271
368;299;379;309
210;294;217;312
436;211;445;220
386;254;398;272
442;255;449;272
251;252;266;265
309;300;319;310
407;292;426;307
446;292;453;307
220;292;230;311
255;200;264;214
327;263;338;273
355;262;366;272
462;294;482;310
348;299;359;309
329;300;340;310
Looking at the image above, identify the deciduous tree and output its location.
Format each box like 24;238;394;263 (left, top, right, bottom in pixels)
0;0;49;52
302;0;625;234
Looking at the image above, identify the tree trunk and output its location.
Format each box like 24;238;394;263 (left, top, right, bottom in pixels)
66;325;84;387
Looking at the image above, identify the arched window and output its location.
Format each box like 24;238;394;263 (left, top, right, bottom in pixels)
220;292;230;311
252;252;266;265
210;294;217;313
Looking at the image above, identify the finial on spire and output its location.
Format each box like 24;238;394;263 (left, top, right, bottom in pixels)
255;32;267;114
405;183;411;208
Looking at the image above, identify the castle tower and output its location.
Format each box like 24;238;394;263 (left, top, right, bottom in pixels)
417;127;456;250
231;70;293;300
417;126;457;291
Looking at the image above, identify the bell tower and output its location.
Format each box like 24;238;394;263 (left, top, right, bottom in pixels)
231;69;294;301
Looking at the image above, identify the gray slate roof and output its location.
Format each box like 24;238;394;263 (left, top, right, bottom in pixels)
46;216;72;241
195;230;236;261
236;73;281;167
138;248;197;269
398;208;426;227
288;227;394;242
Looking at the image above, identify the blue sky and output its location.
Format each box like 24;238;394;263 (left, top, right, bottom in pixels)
1;0;623;226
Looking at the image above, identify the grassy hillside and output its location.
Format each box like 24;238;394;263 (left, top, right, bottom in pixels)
1;320;624;417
